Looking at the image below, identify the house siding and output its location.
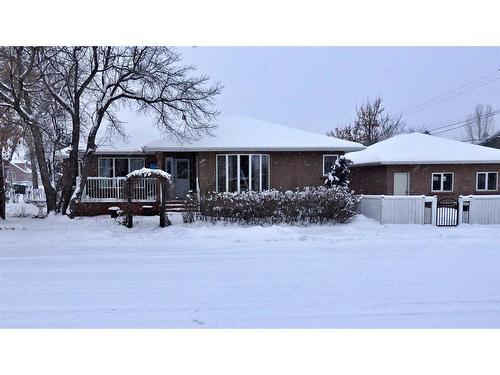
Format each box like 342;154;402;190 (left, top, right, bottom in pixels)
350;163;500;198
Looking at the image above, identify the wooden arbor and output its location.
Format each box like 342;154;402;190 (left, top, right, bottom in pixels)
124;168;172;228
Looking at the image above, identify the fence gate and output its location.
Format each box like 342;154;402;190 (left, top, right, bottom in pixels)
436;198;459;226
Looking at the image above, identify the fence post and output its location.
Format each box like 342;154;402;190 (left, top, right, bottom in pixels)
431;195;437;226
380;195;385;224
458;195;463;225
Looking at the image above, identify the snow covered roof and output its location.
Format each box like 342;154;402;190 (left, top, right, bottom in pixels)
346;133;500;166
143;115;365;152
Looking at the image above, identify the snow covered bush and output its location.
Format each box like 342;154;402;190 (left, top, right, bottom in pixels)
198;186;360;225
325;155;353;188
181;191;198;224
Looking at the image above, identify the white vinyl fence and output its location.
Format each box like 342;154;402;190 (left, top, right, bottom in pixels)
359;195;437;225
459;195;500;225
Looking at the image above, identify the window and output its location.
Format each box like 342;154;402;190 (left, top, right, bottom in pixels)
431;172;453;192
323;154;338;175
216;154;270;192
476;172;498;191
98;157;145;178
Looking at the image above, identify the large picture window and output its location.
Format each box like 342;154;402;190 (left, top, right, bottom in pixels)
476;172;498;191
98;157;145;178
431;172;453;192
216;154;270;192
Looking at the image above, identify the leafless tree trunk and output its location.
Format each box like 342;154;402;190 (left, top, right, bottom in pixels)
37;47;99;214
462;104;496;144
0;47;57;212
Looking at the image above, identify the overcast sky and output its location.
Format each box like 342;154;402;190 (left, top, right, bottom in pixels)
174;47;500;140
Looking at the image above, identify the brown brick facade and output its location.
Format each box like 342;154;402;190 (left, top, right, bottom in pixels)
349;163;500;198
70;150;346;215
197;151;343;194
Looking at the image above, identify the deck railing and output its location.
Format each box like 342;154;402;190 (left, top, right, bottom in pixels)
81;177;157;202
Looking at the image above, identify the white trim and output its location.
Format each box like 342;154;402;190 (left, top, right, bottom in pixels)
322;154;339;176
215;153;270;193
431;172;454;192
476;171;498;191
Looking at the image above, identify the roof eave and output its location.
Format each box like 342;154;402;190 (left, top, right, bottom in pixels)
142;146;365;152
352;160;500;166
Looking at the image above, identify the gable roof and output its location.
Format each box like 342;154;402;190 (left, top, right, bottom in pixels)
143;115;364;152
346;133;500;166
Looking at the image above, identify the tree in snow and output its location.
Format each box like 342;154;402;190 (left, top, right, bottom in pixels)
328;96;406;146
462;103;496;144
324;155;353;188
69;47;222;215
0;47;59;212
0;108;25;219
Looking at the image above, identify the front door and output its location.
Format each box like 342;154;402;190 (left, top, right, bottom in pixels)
165;157;191;199
394;172;409;195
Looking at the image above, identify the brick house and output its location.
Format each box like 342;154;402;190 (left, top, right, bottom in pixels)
346;133;500;199
3;160;34;187
63;115;365;215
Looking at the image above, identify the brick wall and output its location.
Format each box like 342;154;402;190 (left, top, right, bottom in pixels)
350;163;500;198
198;151;344;195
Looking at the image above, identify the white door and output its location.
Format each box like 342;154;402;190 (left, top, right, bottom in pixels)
173;159;190;198
394;172;410;195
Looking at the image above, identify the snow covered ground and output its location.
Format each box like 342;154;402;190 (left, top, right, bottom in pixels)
1;201;500;328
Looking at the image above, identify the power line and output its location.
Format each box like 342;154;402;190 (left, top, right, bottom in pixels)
430;109;500;135
428;108;499;132
396;70;500;117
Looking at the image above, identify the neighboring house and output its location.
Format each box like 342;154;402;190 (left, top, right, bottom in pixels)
3;160;34;187
479;130;500;149
346;133;500;199
63;115;365;215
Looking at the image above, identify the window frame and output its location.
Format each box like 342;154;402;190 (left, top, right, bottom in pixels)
322;154;339;176
97;156;146;178
215;153;270;193
431;172;454;192
476;171;498;191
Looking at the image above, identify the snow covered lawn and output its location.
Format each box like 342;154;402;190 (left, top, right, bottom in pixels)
1;205;500;328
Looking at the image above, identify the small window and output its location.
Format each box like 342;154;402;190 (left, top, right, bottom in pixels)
114;158;129;177
323;155;338;175
99;158;114;177
431;172;453;192
476;172;498;191
129;157;145;172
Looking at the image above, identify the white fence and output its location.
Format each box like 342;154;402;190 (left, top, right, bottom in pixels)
81;177;157;202
359;195;437;225
459;195;500;225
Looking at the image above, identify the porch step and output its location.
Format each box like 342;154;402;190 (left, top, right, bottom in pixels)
165;200;198;213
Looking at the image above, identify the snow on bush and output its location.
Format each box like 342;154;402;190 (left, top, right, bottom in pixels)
325;155;353;188
198;186;360;225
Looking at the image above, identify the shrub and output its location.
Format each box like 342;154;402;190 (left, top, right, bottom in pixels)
181;191;198;224
198;186;359;225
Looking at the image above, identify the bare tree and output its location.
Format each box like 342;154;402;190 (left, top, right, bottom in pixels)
0;47;58;212
70;47;222;214
37;47;99;213
0;108;24;219
462;103;496;144
328;97;406;146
